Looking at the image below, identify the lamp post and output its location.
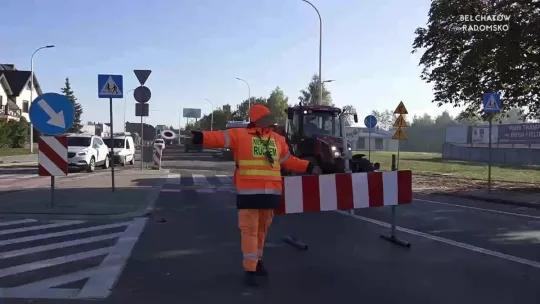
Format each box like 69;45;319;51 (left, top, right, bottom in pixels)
301;0;323;105
30;45;55;153
123;88;136;132
204;99;214;131
235;77;251;122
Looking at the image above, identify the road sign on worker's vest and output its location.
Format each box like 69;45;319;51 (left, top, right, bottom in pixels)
392;128;407;140
394;101;408;115
393;115;408;128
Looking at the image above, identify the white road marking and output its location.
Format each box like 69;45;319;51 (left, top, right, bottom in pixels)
0;221;130;246
336;210;540;269
192;174;207;185
0;246;113;278
0;220;85;236
165;173;181;184
0;219;37;227
78;218;148;299
215;175;232;184
0;232;123;259
414;198;540;220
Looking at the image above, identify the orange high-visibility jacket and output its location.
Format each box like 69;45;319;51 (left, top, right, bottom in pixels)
198;127;311;209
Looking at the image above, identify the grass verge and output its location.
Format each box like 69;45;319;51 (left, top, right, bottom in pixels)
0;148;34;157
354;150;540;183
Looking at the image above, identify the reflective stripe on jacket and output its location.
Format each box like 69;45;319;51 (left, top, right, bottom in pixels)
201;127;309;198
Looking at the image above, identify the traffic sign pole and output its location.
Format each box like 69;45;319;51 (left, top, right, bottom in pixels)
133;69;153;171
364;115;378;162
109;98;115;192
482;92;501;192
98;74;123;191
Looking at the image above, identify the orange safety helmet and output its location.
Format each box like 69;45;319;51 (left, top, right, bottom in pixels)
248;104;271;122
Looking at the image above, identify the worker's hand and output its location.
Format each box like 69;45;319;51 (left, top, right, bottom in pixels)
312;166;322;175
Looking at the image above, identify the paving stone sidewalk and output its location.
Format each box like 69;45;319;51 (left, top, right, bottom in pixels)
0;169;169;219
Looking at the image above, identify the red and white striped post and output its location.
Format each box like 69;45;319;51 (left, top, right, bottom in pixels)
38;135;68;207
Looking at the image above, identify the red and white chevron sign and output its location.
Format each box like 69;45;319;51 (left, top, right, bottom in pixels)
38;136;68;176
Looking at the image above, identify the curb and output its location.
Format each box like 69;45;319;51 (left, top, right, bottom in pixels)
437;192;540;210
0;169;170;220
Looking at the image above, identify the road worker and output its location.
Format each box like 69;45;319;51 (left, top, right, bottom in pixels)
190;104;322;287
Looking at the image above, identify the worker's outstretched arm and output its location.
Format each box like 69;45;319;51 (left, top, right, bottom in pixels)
277;136;316;174
191;129;237;149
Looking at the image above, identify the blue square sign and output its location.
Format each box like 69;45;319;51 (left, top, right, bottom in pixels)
483;93;501;113
98;74;123;98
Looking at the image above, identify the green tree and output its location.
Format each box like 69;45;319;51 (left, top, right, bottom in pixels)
342;105;357;127
266;87;289;125
61;78;83;133
2;117;30;148
298;74;333;106
197;108;228;130
412;0;540;119
232;97;268;121
371;109;394;130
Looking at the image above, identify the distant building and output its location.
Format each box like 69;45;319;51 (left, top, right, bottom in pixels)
345;126;398;151
82;122;111;137
0;64;43;122
125;122;156;141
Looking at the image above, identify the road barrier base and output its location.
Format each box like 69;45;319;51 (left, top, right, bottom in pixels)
379;234;411;248
282;235;308;250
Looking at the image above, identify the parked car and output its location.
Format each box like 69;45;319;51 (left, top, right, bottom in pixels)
67;134;110;172
103;132;136;166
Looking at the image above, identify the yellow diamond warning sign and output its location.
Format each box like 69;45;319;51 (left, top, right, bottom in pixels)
394;101;408;115
392;128;407;140
393;114;408;128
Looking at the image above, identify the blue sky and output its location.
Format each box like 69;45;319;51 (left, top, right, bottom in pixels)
0;0;460;131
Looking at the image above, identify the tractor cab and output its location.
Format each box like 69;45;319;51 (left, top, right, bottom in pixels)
283;103;379;173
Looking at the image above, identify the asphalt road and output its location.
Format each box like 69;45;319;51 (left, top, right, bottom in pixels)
1;145;539;303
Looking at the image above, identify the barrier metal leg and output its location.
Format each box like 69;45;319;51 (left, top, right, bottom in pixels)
282;235;308;250
380;206;411;248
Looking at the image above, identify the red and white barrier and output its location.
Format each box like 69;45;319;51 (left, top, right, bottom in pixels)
38;136;68;177
275;170;412;215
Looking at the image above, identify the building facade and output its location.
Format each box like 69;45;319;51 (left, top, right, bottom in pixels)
345;127;399;151
0;64;43;122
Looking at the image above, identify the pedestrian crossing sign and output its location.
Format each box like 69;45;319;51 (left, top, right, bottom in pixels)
482;93;501;113
98;74;124;98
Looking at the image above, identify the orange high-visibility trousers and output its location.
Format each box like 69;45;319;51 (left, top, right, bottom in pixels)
238;209;274;271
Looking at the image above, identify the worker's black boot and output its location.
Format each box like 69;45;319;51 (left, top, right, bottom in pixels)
243;271;258;287
256;260;268;277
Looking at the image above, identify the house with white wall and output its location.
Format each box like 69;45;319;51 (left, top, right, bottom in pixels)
0;64;43;122
346;126;399;151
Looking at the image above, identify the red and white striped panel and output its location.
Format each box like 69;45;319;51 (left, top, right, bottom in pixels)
38;136;68;176
275;170;412;215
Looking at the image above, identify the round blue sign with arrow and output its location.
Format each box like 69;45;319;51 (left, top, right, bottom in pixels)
364;115;377;129
29;93;75;135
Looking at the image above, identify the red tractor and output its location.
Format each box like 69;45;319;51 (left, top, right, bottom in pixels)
278;103;380;174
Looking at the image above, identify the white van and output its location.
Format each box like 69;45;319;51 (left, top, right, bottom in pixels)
103;132;135;166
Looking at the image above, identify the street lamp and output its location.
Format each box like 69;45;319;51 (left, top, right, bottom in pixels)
124;88;136;132
235;77;251;122
301;0;323;105
30;45;55;153
204;99;214;131
323;79;335;84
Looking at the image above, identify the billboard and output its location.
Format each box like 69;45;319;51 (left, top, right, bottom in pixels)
471;126;498;144
183;108;202;119
498;123;540;143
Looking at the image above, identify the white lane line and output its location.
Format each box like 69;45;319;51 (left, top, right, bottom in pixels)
161;188;182;192
414;198;540;220
192;174;207;185
7;267;100;297
0;220;85;236
215;175;232;184
0;221;130;246
0;232;123;259
0;246;113;278
165;173;181;184
335;210;540;269
78;218;148;299
0;219;37;227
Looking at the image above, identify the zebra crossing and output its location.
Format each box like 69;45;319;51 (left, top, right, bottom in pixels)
161;172;236;194
0;218;146;299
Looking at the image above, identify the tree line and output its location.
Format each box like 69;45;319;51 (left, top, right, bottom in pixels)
186;74;358;131
370;107;529;153
1;78;83;149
